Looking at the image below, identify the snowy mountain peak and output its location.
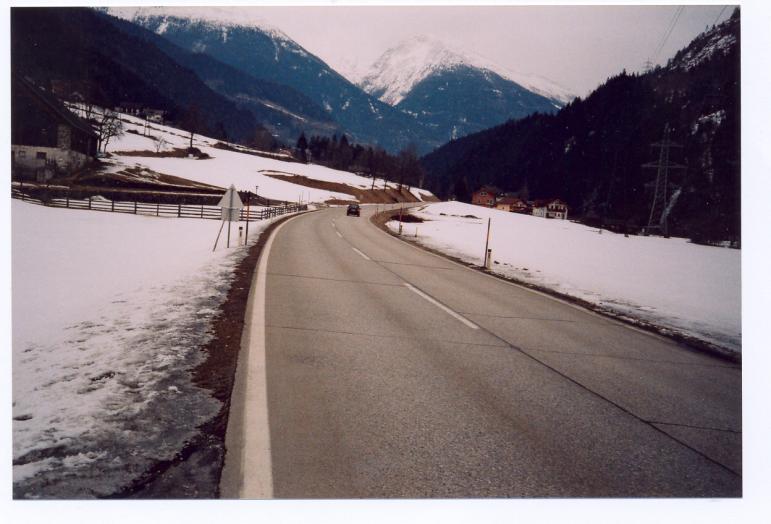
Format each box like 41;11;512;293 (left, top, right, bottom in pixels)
358;35;474;106
359;35;575;106
105;6;291;43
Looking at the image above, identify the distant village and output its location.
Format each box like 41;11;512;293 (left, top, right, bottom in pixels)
470;185;569;220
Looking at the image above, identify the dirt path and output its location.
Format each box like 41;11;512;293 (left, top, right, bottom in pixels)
262;172;427;203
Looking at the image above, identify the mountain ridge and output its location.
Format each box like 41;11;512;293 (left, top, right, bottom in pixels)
100;11;341;144
111;10;440;153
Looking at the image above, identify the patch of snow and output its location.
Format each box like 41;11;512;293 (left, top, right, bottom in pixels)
672;30;736;71
393;202;741;353
661;188;682;224
409;187;434;201
239;96;308;123
155;20;169;34
691;110;726;134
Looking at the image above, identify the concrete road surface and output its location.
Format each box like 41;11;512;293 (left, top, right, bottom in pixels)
226;204;741;498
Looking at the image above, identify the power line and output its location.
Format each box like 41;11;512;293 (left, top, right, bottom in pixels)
651;7;680;60
652;5;685;63
712;5;728;27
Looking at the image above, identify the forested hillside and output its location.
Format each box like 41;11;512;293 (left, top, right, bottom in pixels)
422;9;740;243
11;8;258;143
102;13;341;145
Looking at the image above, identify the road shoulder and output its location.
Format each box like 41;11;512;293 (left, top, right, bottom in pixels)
371;208;740;364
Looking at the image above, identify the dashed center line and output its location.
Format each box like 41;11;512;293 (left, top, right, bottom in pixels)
404;283;479;330
351;247;371;260
336;231;343;238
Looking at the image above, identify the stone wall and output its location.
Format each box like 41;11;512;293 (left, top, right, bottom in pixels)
12;144;92;179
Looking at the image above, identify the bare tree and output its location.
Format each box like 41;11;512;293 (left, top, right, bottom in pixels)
83;101;96;122
97;109;124;154
153;135;169;153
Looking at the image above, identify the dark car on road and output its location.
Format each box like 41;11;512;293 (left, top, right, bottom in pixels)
346;204;360;217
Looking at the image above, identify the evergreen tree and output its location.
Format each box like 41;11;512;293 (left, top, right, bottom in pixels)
181;103;203;150
296;132;308;163
453;175;470;202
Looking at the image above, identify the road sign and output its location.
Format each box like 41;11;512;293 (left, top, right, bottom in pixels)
213;184;244;250
218;184;244;219
221;207;241;221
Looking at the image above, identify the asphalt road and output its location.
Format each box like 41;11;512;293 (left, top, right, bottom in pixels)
258;204;741;498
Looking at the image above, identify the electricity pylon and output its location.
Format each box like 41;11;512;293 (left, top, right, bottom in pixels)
642;124;686;236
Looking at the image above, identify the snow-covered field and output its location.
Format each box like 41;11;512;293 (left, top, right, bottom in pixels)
11;200;282;497
391;202;741;353
75;106;434;204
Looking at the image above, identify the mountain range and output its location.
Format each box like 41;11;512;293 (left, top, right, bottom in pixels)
12;7;572;154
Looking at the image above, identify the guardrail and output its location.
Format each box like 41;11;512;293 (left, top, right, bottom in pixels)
11;190;307;221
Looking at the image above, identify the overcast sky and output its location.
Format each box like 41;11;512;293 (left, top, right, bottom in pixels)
251;4;734;96
105;2;737;97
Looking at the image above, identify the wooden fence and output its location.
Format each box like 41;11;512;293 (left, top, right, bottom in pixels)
11;190;307;221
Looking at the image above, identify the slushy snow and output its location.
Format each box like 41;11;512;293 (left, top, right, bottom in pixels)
11;199;283;497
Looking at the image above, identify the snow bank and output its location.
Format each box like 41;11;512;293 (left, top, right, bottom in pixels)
11;200;279;497
393;201;741;353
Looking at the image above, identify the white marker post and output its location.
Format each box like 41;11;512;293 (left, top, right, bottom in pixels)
483;217;492;268
213;184;244;251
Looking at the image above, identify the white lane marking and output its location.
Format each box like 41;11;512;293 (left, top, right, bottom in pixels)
351;247;371;261
331;221;336;229
220;217;306;499
336;231;343;239
369;212;647;336
404;283;479;330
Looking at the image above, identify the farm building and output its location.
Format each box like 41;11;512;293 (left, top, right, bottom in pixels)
532;199;569;220
12;74;97;181
115;103;167;123
495;196;529;213
471;186;500;207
